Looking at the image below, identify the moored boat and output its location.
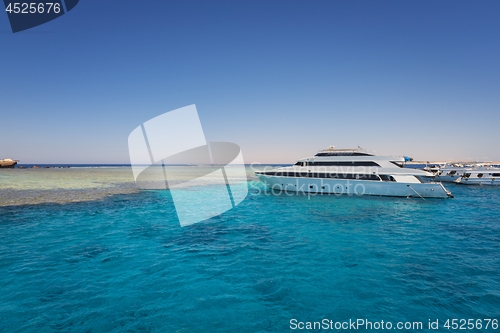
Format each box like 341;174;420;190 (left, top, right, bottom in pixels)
422;163;500;184
0;158;18;168
454;170;500;185
255;146;453;198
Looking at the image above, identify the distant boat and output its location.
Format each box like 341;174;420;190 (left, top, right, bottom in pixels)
422;163;500;184
423;164;467;183
0;158;18;168
454;170;500;186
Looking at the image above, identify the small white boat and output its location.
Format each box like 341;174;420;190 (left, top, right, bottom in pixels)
255;146;453;198
0;158;18;168
454;170;500;185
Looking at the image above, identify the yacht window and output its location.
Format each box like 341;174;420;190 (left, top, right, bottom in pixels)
379;175;397;182
357;174;381;181
261;171;380;181
306;161;380;167
492;173;500;177
477;173;483;178
415;176;425;183
464;173;471;178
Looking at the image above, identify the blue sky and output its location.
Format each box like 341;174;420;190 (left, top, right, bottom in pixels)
1;1;499;164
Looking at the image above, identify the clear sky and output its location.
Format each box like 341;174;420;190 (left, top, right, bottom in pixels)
1;1;499;164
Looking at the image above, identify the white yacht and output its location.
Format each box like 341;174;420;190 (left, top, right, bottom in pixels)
255;146;454;198
423;164;467;183
423;163;500;184
454;170;500;185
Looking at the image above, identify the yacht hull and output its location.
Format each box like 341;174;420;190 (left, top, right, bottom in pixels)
421;175;462;183
256;175;453;198
455;178;500;186
432;175;462;183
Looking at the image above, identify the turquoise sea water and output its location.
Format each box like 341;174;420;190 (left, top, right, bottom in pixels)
1;176;499;332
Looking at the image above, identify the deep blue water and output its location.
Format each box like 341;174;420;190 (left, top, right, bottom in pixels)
1;182;499;332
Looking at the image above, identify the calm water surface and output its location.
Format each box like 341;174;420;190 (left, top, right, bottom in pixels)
1;169;499;332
